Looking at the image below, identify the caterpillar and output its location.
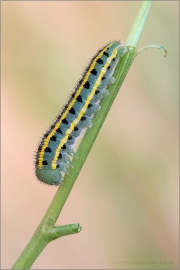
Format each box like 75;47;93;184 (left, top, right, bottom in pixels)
35;41;127;185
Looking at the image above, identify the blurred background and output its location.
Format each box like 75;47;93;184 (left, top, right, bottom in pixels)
1;1;179;269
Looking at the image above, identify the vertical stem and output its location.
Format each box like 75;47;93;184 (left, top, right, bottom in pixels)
11;1;153;269
126;1;153;47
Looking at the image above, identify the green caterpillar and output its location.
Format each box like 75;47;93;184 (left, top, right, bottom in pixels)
35;41;127;185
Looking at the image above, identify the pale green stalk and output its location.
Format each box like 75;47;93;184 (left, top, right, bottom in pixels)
12;1;155;269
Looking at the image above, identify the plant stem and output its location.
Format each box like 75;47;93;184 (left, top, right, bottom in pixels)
126;1;152;47
11;1;153;269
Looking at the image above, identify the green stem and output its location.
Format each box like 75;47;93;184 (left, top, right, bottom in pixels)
12;1;153;269
126;1;152;47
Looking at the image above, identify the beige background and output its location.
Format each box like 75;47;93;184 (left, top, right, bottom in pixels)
2;1;179;269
